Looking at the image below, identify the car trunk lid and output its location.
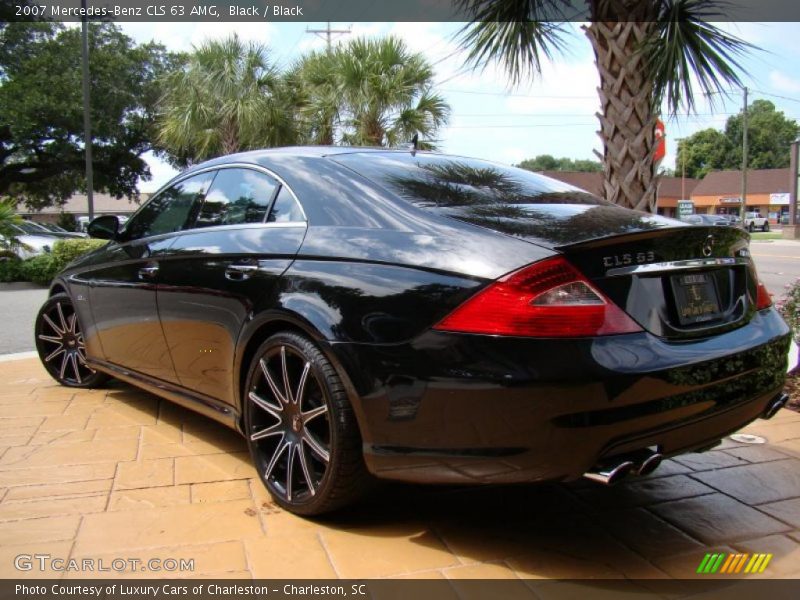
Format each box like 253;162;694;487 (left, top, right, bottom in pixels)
438;204;756;340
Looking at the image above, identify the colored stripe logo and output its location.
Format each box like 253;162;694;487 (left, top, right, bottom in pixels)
696;553;773;574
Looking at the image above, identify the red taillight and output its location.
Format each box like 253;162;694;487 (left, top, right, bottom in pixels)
756;280;772;310
434;257;643;337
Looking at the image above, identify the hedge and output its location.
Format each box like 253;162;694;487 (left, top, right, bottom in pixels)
0;238;107;285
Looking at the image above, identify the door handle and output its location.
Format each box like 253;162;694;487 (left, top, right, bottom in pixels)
138;264;159;280
225;263;259;281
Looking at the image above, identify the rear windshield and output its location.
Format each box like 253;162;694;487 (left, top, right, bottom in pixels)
331;153;608;208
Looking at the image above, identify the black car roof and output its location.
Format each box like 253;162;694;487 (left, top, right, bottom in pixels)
196;145;435;164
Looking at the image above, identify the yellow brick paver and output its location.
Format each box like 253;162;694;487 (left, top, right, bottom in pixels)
107;485;191;511
0;357;799;581
114;458;175;490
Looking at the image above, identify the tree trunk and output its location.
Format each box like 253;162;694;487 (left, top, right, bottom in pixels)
585;2;660;212
221;119;240;155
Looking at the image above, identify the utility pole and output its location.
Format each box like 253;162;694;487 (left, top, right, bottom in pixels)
676;138;686;202
80;0;94;221
784;137;800;227
740;86;748;221
306;22;351;51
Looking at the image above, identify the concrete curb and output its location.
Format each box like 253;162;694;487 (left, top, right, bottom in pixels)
0;351;38;362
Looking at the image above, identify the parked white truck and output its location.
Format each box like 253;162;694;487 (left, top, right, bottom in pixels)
743;211;770;232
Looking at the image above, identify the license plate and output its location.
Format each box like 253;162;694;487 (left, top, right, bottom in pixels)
671;272;722;325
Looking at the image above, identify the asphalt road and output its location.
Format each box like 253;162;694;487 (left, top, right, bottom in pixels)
0;283;48;355
749;239;800;302
0;241;797;356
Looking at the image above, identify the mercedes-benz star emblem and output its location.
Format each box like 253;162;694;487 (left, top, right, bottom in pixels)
702;234;715;257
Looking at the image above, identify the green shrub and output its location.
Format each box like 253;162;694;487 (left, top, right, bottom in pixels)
0;256;23;282
50;237;107;267
56;212;78;232
12;238;107;286
778;278;800;343
20;253;56;285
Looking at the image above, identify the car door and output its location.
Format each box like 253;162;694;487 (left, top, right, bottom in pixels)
86;172;215;382
155;166;308;405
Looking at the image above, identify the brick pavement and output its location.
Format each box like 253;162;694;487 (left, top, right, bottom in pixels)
1;358;799;581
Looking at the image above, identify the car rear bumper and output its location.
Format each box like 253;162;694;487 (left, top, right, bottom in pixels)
331;308;792;484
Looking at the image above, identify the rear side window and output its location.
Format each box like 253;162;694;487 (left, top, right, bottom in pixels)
267;186;305;223
195;168;278;228
331;153;608;208
125;172;214;240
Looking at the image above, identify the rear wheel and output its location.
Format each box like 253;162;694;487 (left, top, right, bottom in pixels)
244;332;370;515
35;293;109;388
748;222;755;232
763;221;770;232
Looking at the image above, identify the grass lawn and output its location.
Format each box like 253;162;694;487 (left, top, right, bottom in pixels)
750;232;783;240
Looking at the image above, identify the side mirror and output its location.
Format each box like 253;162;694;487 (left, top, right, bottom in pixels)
87;215;120;240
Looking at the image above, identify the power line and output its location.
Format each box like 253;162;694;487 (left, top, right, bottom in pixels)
452;111;740;118
440;88;596;99
447;123;596;129
750;89;800;105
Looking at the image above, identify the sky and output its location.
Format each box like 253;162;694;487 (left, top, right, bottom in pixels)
116;21;800;193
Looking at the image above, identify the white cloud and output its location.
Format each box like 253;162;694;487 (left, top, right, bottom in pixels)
769;70;800;94
120;22;276;53
139;152;178;193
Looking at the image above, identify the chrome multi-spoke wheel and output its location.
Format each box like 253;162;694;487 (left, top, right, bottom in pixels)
245;332;370;515
35;293;108;388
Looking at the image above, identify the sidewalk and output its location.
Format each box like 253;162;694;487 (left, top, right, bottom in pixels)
1;357;799;583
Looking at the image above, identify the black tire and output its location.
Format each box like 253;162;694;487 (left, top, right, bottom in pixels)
763;222;770;232
748;223;755;232
244;332;371;515
35;293;110;388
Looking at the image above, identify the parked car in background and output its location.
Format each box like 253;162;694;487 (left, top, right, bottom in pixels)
34;147;792;516
744;211;769;232
30;221;87;238
718;214;742;227
682;214;730;226
4;222;60;258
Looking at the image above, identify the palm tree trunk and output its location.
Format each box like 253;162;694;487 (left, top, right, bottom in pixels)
585;5;659;212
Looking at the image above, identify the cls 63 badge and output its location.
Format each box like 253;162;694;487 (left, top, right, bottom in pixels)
603;251;656;268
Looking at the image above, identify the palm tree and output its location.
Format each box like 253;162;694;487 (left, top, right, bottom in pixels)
457;0;752;211
289;49;342;146
158;35;298;166
296;37;451;148
0;199;24;255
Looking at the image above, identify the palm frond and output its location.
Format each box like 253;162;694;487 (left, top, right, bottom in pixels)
455;0;572;86
645;0;754;113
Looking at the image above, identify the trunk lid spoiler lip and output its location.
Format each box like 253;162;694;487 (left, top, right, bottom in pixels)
553;224;749;252
604;256;751;278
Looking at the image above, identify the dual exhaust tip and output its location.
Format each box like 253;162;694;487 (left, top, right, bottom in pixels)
583;451;663;486
585;391;791;486
762;393;789;420
586;391;792;486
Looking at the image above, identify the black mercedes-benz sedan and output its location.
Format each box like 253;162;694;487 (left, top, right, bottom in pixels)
34;147;792;515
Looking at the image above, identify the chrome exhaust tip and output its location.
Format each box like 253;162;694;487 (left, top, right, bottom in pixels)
583;460;635;485
636;453;663;476
762;393;789;420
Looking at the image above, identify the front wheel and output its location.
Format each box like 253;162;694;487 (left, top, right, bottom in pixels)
763;222;770;232
748;222;755;232
35;293;109;388
244;332;371;515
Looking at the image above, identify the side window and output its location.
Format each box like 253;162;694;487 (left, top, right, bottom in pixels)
125;172;214;240
195;168;278;228
267;186;305;223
